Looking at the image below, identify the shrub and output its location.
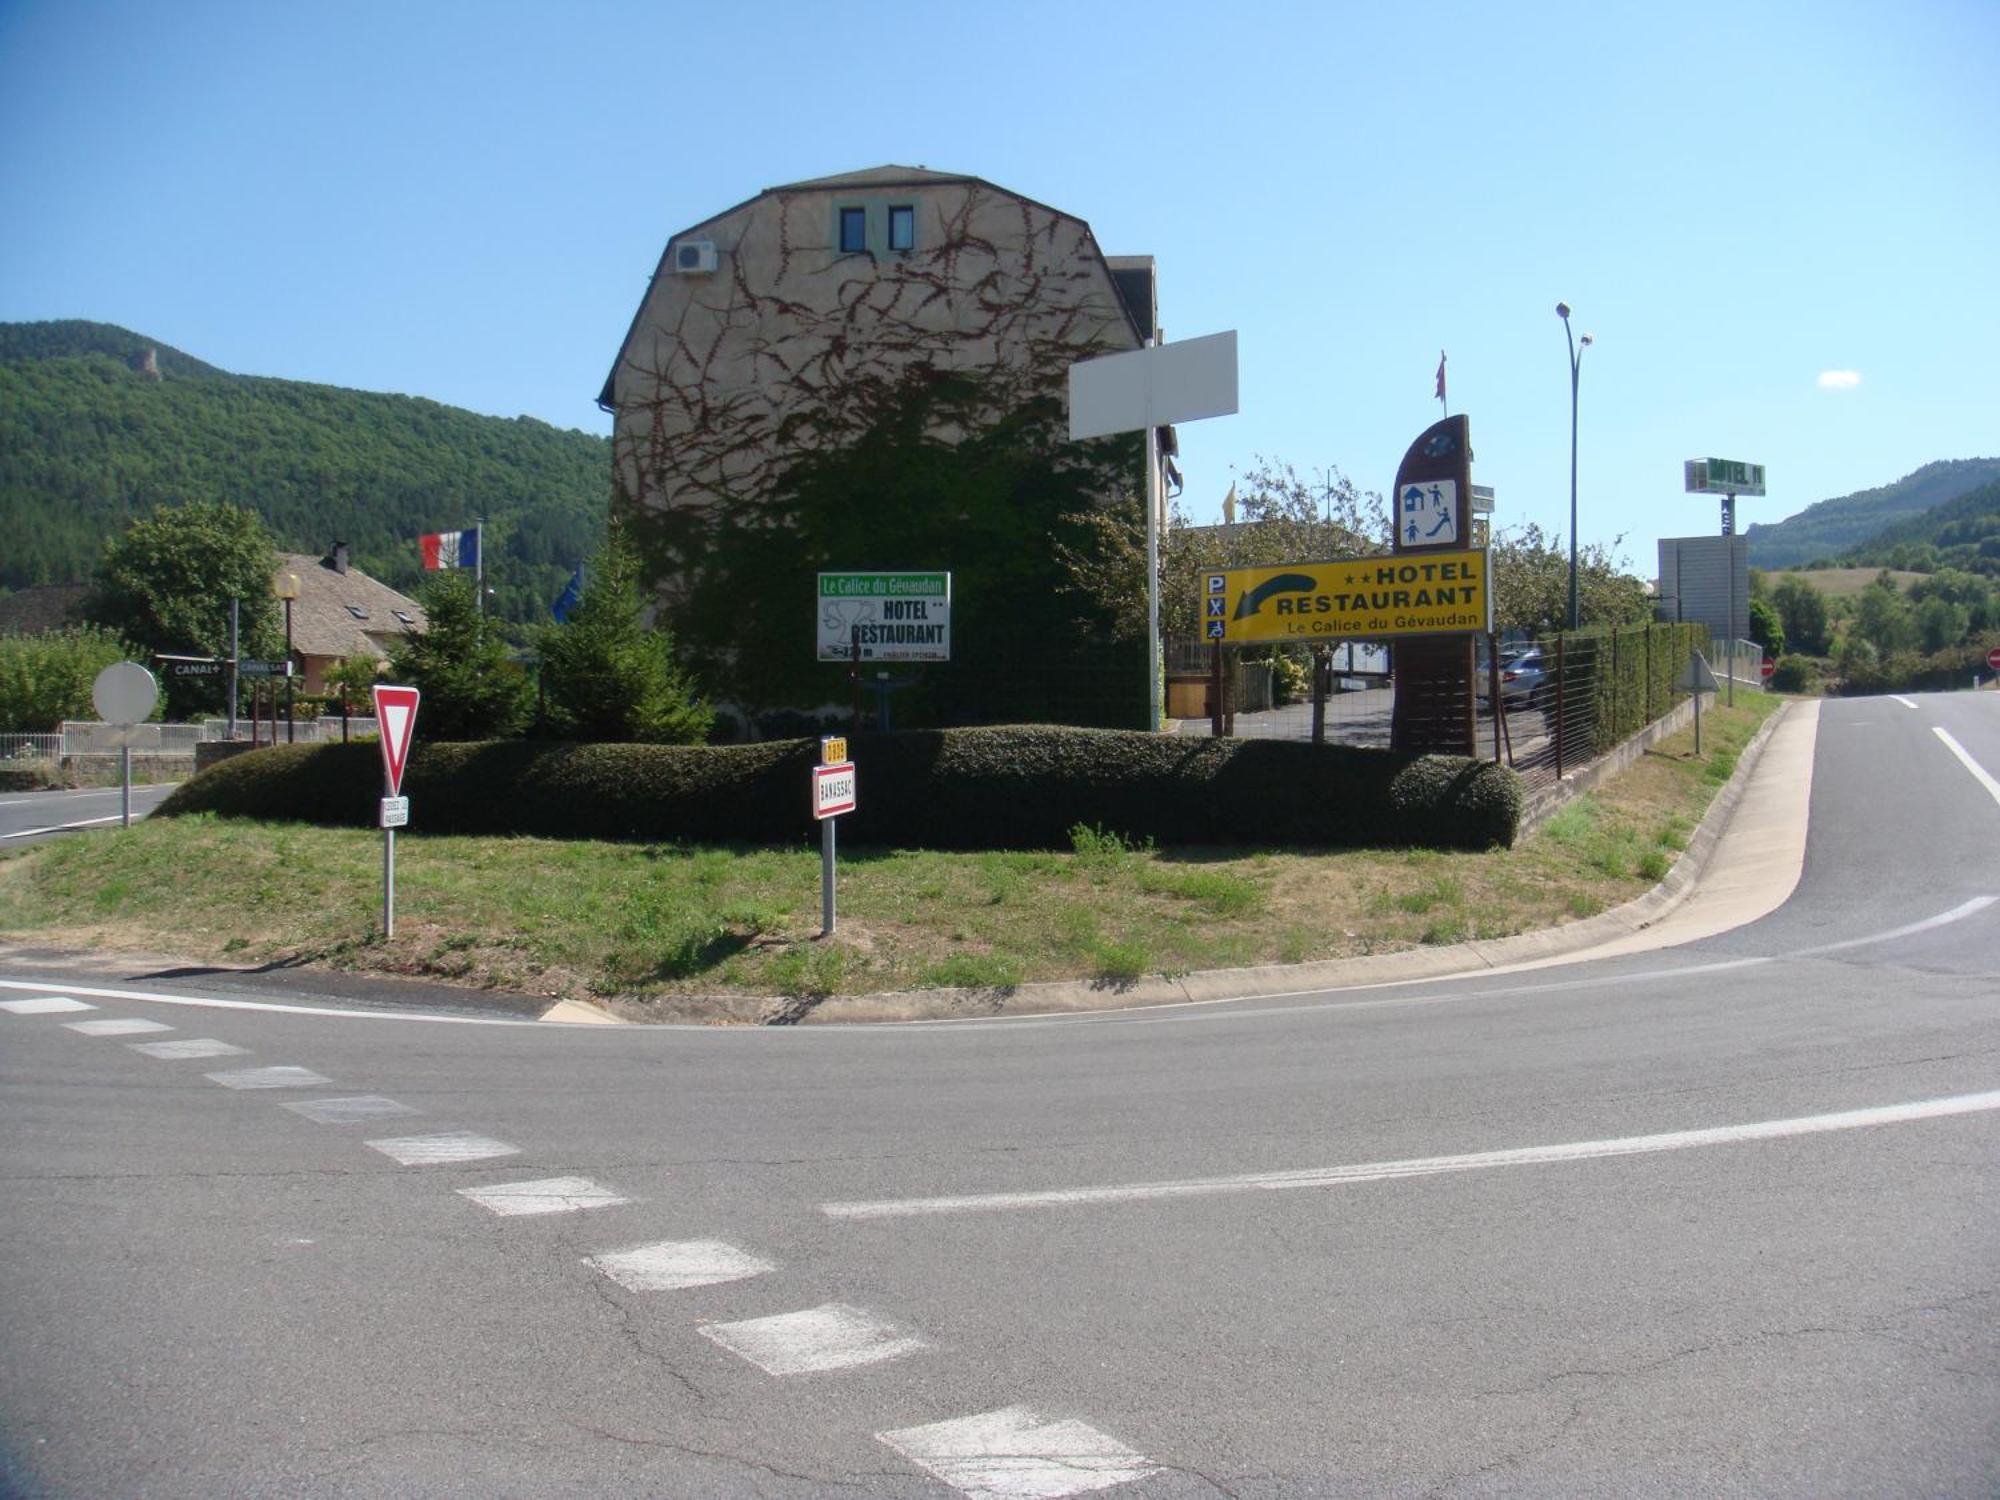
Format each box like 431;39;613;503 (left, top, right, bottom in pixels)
1769;655;1817;693
158;725;1524;850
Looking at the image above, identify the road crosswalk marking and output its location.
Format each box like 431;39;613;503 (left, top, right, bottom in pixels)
878;1406;1155;1498
205;1065;331;1089
586;1239;775;1292
64;1018;173;1036
130;1038;248;1059
699;1303;923;1376
1;995;95;1014
458;1176;630;1216
283;1095;421;1124
366;1131;520;1166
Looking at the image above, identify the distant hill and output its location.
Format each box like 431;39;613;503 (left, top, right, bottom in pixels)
1841;475;2000;575
1743;458;2000;571
0;319;609;626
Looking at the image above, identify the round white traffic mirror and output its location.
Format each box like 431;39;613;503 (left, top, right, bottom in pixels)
92;661;159;726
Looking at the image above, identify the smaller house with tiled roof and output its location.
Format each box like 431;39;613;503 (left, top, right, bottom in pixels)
276;544;426;694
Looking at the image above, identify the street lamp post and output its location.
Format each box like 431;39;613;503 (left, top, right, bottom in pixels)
1556;303;1593;632
275;572;300;743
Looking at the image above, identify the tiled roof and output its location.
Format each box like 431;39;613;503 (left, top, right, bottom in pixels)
0;583;90;635
275;553;426;662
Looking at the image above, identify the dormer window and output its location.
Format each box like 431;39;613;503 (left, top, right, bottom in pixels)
838;206;866;253
888;204;915;253
345;604;370;620
392;609;415;626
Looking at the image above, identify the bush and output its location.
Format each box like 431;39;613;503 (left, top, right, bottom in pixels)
158;725;1523;850
1769;655;1817;693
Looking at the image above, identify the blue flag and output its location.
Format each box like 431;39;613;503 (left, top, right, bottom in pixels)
551;564;585;623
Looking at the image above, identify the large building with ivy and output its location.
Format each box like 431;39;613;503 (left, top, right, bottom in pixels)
597;166;1161;735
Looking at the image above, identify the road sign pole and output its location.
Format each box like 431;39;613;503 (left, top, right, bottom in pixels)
821;816;836;936
228;598;239;740
384;822;396;940
121;745;131;828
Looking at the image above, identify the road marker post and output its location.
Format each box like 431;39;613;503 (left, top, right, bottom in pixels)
371;685;420;939
813;737;856;937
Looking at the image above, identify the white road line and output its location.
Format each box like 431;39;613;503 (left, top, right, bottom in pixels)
586;1239;776;1292
1;995;95;1014
130;1038;248;1059
878;1407;1155;1499
0;977;547;1027
366;1131;520;1166
64;1017;174;1036
206;1065;330;1089
457;1176;631;1217
1;814;131;840
1791;895;1998;957
698;1303;924;1376
0;789;135;807
283;1095;421;1124
1934;728;2000;809
823;1089;2000;1221
1891;695;1919;709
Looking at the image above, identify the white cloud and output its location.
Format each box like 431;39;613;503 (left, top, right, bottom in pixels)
1817;369;1862;390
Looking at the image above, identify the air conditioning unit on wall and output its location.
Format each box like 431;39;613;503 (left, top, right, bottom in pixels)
670;240;718;274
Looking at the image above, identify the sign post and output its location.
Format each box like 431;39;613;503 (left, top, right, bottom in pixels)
92;661;158;829
1070;330;1240;731
812;737;856;937
371;684;420;939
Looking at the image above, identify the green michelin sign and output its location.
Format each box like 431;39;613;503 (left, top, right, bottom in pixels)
817;571;952;662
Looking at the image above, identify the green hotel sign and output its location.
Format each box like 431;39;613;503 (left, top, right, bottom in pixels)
816;571;952;662
1685;457;1766;496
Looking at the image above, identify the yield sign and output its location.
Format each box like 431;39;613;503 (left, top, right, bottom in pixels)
371;684;421;796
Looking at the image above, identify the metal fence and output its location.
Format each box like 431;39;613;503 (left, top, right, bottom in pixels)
0;733;64;763
1166;622;1727;793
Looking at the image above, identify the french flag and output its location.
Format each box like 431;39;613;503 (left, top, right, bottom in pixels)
420;527;479;571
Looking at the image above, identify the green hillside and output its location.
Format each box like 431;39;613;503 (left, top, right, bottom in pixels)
1838;475;2000;575
0;320;610;625
1743;458;2000;570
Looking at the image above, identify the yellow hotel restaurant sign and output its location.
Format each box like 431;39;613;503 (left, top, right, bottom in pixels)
1202;550;1491;643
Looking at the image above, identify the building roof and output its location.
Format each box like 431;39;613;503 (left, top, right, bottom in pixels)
597;165;1150;410
275;552;426;662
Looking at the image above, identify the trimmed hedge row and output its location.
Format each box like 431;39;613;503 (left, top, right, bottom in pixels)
157;726;1522;850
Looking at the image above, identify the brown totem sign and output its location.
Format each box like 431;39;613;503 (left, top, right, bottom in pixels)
1389;415;1479;755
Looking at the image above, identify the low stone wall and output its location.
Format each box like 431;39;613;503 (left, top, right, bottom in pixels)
194;742;258;774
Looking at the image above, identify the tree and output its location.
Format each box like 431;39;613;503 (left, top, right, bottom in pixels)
536;536;713;743
324;653;386;712
1771;574;1831;656
386;572;530;740
0;626;136;731
1748;596;1787;659
1487;523;1649;634
1850;576;1915;658
86;501;281;717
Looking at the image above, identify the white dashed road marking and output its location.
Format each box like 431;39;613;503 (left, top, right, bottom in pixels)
878;1406;1155;1499
367;1131;521;1166
699;1303;924;1376
458;1176;631;1217
2;996;95;1014
824;1089;2000;1220
586;1239;775;1292
64;1018;173;1036
284;1095;421;1125
206;1065;331;1090
1891;695;1918;709
1934;728;2000;809
130;1038;249;1060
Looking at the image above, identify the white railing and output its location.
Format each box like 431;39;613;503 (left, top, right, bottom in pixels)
1;732;65;762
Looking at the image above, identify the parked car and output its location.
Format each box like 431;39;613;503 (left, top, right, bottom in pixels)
1475;645;1551;709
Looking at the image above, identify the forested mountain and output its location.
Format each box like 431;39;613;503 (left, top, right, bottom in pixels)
1744;458;2000;570
0;320;609;625
1841;476;2000;575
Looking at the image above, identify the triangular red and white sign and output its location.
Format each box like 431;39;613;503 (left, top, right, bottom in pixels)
371;684;421;797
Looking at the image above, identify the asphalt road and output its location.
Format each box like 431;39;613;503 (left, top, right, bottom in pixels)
0;784;179;847
2;694;1996;1497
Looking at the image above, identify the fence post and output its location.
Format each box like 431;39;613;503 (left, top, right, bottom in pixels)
1311;648;1328;746
1554;634;1566;778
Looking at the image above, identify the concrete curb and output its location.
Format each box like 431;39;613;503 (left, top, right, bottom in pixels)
799;700;1798;1024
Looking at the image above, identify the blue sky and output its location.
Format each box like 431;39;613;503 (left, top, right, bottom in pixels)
3;0;1995;574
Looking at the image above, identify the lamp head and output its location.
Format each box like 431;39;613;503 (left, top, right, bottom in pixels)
1580;333;1595;348
274;572;301;602
1556;302;1571;321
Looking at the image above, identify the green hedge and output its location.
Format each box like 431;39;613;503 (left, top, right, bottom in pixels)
1581;622;1710;754
158;726;1522;850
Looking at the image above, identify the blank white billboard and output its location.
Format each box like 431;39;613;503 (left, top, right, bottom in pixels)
1068;330;1239;440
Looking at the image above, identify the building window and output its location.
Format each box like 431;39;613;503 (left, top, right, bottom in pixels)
838;206;866;253
888;204;914;252
345;604;370;620
392;609;415;626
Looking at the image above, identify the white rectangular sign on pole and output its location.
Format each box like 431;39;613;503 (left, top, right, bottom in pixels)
1068;330;1240;440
